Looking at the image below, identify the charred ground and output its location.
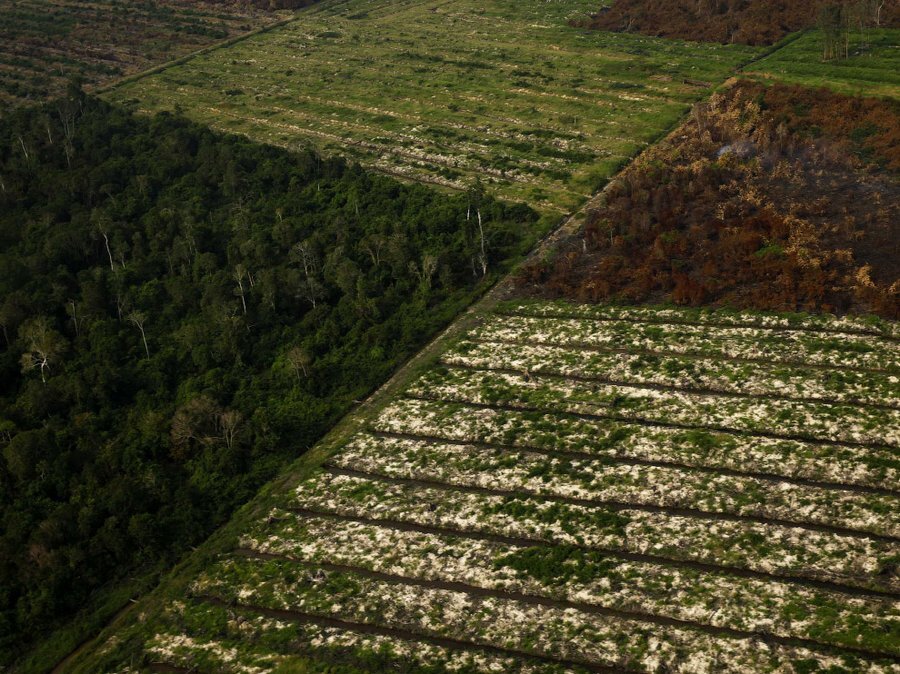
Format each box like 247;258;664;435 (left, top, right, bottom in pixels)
516;80;900;318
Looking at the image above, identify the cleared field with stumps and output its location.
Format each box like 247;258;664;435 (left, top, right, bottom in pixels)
0;0;284;107
84;300;900;673
103;0;759;214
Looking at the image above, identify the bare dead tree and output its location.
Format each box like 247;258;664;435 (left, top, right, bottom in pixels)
218;409;243;450
115;293;127;321
15;135;30;162
874;0;885;26
66;300;80;337
43;115;54;145
19;317;65;384
466;180;489;277
476;207;488;277
170;396;221;459
819;3;850;60
92;212;117;272
285;345;311;382
294;240;318;278
127;311;150;358
293;240;324;308
361;233;387;267
233;265;249;315
57;95;80;169
408;253;439;292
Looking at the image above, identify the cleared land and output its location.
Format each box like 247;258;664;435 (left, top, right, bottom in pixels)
102;0;759;214
78;300;900;673
0;0;285;107
746;28;900;100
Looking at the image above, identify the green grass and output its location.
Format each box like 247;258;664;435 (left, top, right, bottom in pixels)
746;28;900;99
103;0;759;214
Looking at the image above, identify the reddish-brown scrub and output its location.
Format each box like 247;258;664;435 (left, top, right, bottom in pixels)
517;81;900;318
578;0;900;46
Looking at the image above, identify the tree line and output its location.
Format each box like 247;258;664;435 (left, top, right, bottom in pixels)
0;85;537;665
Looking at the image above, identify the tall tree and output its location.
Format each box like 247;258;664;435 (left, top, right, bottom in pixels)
18;317;65;384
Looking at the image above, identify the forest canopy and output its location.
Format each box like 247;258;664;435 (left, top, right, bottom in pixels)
0;88;537;664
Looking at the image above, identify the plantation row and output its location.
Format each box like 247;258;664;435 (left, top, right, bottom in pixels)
331;434;898;538
497;301;900;339
240;513;898;654
142;598;581;674
443;340;900;407
745;28;900;100
409;368;898;447
176;553;895;674
474;312;900;372
294;471;897;595
374;398;898;492
117;303;899;674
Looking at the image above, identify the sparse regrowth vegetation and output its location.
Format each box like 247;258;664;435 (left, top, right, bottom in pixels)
102;0;759;214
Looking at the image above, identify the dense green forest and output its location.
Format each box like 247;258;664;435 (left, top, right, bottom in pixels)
0;86;537;665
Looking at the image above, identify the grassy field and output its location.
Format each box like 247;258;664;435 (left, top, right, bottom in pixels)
746;28;900;99
65;299;900;673
0;0;285;107
103;0;759;214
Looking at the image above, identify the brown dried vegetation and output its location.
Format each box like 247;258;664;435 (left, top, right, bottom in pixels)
517;81;900;318
579;0;900;46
